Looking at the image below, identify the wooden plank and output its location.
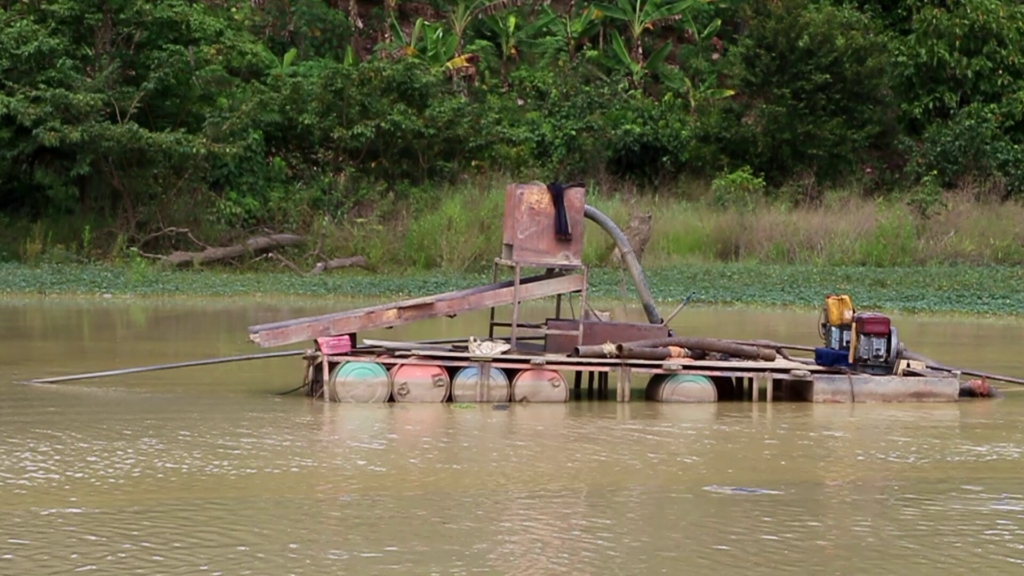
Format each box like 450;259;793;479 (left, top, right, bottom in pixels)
252;275;541;335
322;354;830;381
249;273;585;348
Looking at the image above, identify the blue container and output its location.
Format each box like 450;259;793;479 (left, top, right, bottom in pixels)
814;347;850;368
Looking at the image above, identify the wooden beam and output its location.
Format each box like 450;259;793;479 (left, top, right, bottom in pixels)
248;273;585;348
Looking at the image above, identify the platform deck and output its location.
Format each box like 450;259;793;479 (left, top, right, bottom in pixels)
306;347;961;404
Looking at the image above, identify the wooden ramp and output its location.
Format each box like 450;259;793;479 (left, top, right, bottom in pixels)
248;273;585;348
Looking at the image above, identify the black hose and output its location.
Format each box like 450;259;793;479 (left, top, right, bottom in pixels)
583;204;663;325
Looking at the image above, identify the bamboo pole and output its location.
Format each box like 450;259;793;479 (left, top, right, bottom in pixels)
732;339;1024;387
25;350;307;385
902;351;1024;387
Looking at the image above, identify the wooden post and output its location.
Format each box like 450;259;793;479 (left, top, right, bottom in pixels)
765;372;774;403
321;354;330;402
478;361;491;402
751;374;759;402
511;264;521;350
488;260;498;339
578;266;588;347
617;365;632;402
573;371;582;400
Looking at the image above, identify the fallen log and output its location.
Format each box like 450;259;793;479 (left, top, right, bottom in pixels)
147;234;306;267
310;256;368;274
268;252;369;275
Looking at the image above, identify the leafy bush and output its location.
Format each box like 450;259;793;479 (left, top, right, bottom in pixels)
712;0;895;184
904;103;1024;197
891;0;1024;132
711;166;766;210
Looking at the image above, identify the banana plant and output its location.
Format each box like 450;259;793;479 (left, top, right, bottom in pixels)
594;0;699;64
391;17;459;69
482;9;557;67
447;0;525;54
662;15;734;112
548;4;602;63
608;28;672;88
668;71;735;113
381;0;399;45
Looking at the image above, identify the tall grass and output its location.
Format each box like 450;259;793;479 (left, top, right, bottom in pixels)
5;175;1024;271
310;179;1024;271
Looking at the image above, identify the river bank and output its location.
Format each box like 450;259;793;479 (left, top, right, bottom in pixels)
3;262;1021;317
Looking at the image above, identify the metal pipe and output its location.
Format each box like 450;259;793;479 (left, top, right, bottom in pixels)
584;204;663;325
616;344;689;361
573;344;620;358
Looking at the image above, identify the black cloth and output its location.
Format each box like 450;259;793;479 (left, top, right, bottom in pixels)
545;181;580;241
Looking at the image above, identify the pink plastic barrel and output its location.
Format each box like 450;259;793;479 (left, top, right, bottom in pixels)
389;361;450;403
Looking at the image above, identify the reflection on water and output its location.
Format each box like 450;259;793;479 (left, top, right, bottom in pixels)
2;298;1024;574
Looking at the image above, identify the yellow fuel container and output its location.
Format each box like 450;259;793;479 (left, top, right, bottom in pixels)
825;294;854;326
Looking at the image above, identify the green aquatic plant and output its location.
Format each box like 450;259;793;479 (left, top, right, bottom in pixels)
0;262;1021;317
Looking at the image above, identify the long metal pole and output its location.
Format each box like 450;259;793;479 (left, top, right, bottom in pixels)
24;350;307;385
23;334;521;386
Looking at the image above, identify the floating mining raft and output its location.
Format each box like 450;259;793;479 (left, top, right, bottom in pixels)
246;182;999;404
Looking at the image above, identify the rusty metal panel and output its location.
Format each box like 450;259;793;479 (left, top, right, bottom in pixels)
543;319;670;354
811;374;960;403
501;183;585;265
249;273;586;348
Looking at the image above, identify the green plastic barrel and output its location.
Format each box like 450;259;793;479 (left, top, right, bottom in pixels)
646;374;717;403
329;361;391;403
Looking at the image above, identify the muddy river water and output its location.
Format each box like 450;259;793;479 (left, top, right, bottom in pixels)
2;298;1024;575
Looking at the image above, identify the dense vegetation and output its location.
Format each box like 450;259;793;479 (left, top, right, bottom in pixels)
2;0;1023;268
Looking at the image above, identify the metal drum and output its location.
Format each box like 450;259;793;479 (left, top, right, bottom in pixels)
646;374;718;403
511;369;569;403
451;365;510;403
389;361;450;403
329;361;391;403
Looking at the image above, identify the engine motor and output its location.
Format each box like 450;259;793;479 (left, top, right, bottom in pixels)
815;295;903;374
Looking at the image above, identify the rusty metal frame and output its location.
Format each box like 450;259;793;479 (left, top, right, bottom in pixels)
487;258;588;352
